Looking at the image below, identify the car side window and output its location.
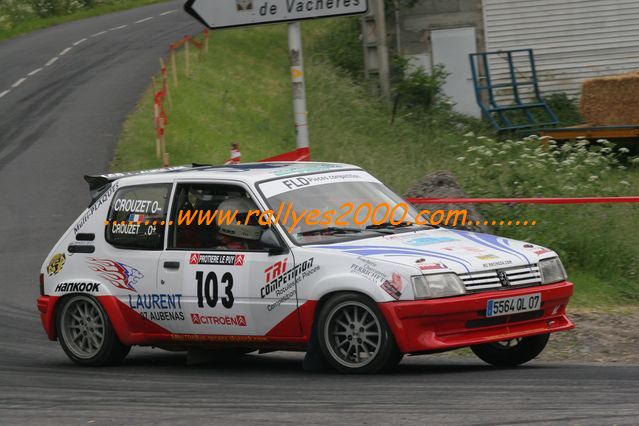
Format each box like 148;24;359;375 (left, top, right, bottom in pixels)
105;184;171;250
168;183;268;251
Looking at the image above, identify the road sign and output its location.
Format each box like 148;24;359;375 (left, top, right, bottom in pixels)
185;0;368;29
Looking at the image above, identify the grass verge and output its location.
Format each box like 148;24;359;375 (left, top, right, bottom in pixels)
113;21;639;307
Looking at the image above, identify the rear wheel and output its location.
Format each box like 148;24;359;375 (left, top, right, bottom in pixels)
317;293;401;374
471;334;549;367
56;295;130;366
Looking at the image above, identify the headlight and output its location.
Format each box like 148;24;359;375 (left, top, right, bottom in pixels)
539;257;567;284
412;273;466;299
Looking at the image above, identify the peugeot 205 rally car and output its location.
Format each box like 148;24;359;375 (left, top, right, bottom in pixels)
38;162;574;373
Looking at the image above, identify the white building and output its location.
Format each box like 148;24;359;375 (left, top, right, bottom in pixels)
387;0;639;117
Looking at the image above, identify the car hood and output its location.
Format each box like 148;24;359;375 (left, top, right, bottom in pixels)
309;228;556;275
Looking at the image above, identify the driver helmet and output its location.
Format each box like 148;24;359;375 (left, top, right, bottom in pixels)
217;197;262;241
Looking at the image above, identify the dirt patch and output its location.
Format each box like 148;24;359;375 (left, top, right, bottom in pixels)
538;308;639;364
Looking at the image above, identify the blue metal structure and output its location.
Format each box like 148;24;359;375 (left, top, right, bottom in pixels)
469;48;559;132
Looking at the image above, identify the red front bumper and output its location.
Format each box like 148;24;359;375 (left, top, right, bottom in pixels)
378;280;574;354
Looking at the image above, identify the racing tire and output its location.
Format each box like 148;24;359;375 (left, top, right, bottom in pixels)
317;293;401;374
471;333;550;367
56;295;131;366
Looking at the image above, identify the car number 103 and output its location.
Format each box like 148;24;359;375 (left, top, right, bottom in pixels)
486;293;541;317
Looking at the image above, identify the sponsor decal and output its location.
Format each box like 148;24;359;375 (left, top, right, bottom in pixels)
261;258;319;311
191;313;248;326
111;222;141;235
451;230;532;265
73;182;118;233
264;258;288;284
404;236;457;246
497;270;510;287
441;245;485;253
128;293;184;321
476;254;499;260
261;170;374;197
417;262;448;271
189;253;245;266
47;253;66;276
350;256;386;284
112;198;163;214
483;260;513;268
380;273;405;300
55;282;100;292
87;258;143;292
521;244;551;255
318;244;473;270
261;257;315;299
272;163;341;177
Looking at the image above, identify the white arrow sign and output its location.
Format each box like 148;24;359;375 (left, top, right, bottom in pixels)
185;0;368;29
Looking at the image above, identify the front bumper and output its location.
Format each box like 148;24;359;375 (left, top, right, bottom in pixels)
378;280;574;354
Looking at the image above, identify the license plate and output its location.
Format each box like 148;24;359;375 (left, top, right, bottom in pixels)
486;293;541;317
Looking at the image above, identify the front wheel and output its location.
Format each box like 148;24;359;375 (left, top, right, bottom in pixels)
56;295;131;366
471;334;550;367
317;293;401;374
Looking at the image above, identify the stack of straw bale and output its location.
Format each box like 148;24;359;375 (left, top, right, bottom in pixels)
580;71;639;125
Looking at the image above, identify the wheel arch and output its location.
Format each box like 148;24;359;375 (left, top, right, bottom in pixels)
53;293;140;346
305;289;400;356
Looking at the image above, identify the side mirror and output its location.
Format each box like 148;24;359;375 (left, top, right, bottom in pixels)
259;228;285;255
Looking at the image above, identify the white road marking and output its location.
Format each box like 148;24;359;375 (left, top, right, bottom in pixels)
2;19;144;101
160;10;177;16
12;78;26;88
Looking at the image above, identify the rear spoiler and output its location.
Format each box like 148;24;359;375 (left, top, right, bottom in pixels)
83;165;203;205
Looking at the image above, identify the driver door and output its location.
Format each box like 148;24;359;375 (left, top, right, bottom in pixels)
158;181;302;340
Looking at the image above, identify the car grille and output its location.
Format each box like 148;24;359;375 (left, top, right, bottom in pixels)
459;264;541;292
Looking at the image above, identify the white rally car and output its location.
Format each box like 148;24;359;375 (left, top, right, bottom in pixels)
37;162;574;373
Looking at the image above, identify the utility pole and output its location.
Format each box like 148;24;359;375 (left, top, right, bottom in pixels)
288;22;310;149
362;0;390;99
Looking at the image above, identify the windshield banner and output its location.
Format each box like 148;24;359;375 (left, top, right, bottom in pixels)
259;170;378;198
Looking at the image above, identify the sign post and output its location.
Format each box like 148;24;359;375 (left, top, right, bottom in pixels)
184;0;368;153
288;22;309;149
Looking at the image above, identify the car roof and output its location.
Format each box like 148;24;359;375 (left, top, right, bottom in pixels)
85;162;361;201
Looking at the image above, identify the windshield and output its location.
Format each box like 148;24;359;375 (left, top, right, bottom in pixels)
258;170;430;245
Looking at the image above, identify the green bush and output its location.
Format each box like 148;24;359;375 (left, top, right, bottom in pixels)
543;92;583;126
310;17;363;80
454;133;639;301
391;56;450;113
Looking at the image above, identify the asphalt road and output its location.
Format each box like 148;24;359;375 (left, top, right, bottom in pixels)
0;3;638;425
